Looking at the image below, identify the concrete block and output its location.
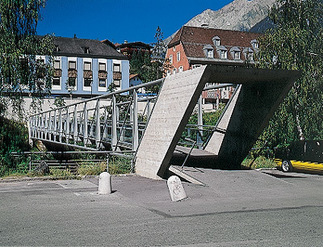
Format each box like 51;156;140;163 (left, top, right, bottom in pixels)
167;175;187;202
98;172;112;195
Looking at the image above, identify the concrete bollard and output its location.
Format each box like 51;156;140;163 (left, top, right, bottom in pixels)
98;172;112;195
167;175;187;202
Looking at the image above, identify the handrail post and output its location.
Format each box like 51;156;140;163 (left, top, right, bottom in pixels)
83;103;88;147
95;99;101;149
53;110;57;141
59;109;62;143
197;95;203;148
66;107;70;144
73;105;78;144
112;95;117;150
132;89;138;151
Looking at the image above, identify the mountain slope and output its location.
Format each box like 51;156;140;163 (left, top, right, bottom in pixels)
185;0;276;31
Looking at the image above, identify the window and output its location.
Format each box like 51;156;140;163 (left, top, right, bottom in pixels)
99;79;106;88
207;49;213;58
234;51;240;59
173;47;175;52
83;47;90;54
113;63;120;72
179;66;183;72
220;50;227;59
53;78;60;85
84;61;91;71
251;39;259;49
69;61;76;70
246;52;254;61
203;45;214;58
177;52;180;62
84;78;92;87
114;80;120;87
54;60;60;69
99;62;106;71
169;55;173;64
68;77;76;88
243;48;254;61
212;36;221;46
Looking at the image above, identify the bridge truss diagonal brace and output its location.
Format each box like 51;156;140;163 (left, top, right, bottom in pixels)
135;66;211;179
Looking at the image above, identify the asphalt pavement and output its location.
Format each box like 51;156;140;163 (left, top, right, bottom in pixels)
0;169;323;246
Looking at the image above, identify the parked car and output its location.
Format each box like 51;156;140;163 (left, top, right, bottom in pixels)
274;140;323;173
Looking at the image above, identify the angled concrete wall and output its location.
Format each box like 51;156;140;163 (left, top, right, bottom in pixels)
135;66;210;179
135;65;300;179
204;67;300;169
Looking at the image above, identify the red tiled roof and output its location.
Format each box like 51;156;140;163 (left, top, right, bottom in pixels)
169;26;262;60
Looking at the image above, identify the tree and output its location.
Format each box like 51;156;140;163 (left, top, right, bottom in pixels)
151;26;167;80
256;0;323;148
0;0;54;117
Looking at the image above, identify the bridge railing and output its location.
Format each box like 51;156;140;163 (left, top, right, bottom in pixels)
29;78;164;151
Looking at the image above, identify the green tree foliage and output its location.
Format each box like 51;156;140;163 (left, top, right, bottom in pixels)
129;26;168;84
0;0;54;116
257;0;323;148
0;117;29;176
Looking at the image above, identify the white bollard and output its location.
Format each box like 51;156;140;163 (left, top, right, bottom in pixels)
98;172;112;195
167;175;187;202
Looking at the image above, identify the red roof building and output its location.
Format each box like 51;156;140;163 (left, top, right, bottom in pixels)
166;26;262;105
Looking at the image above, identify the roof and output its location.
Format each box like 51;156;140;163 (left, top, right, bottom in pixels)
168;26;262;61
53;37;128;60
129;74;140;80
115;41;152;50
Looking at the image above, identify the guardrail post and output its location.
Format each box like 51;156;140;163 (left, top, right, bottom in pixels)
112;95;117;150
95;99;101;149
132;89;138;151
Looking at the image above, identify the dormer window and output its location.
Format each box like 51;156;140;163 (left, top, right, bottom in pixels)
212;36;221;46
83;47;90;54
243;47;254;61
55;45;60;52
203;44;214;58
251;39;259;49
230;47;241;60
217;46;227;59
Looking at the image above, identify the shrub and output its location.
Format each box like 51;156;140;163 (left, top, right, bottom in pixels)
77;162;106;176
50;168;75;179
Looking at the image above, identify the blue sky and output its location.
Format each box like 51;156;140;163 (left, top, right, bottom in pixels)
37;0;234;45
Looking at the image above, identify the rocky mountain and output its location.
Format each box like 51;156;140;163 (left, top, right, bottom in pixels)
166;0;276;44
185;0;276;31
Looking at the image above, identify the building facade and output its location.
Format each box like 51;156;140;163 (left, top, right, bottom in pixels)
50;37;129;97
165;26;261;105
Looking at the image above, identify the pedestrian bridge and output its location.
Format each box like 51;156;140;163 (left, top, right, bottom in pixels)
29;65;300;179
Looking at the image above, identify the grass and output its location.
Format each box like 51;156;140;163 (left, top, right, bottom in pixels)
242;156;278;169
